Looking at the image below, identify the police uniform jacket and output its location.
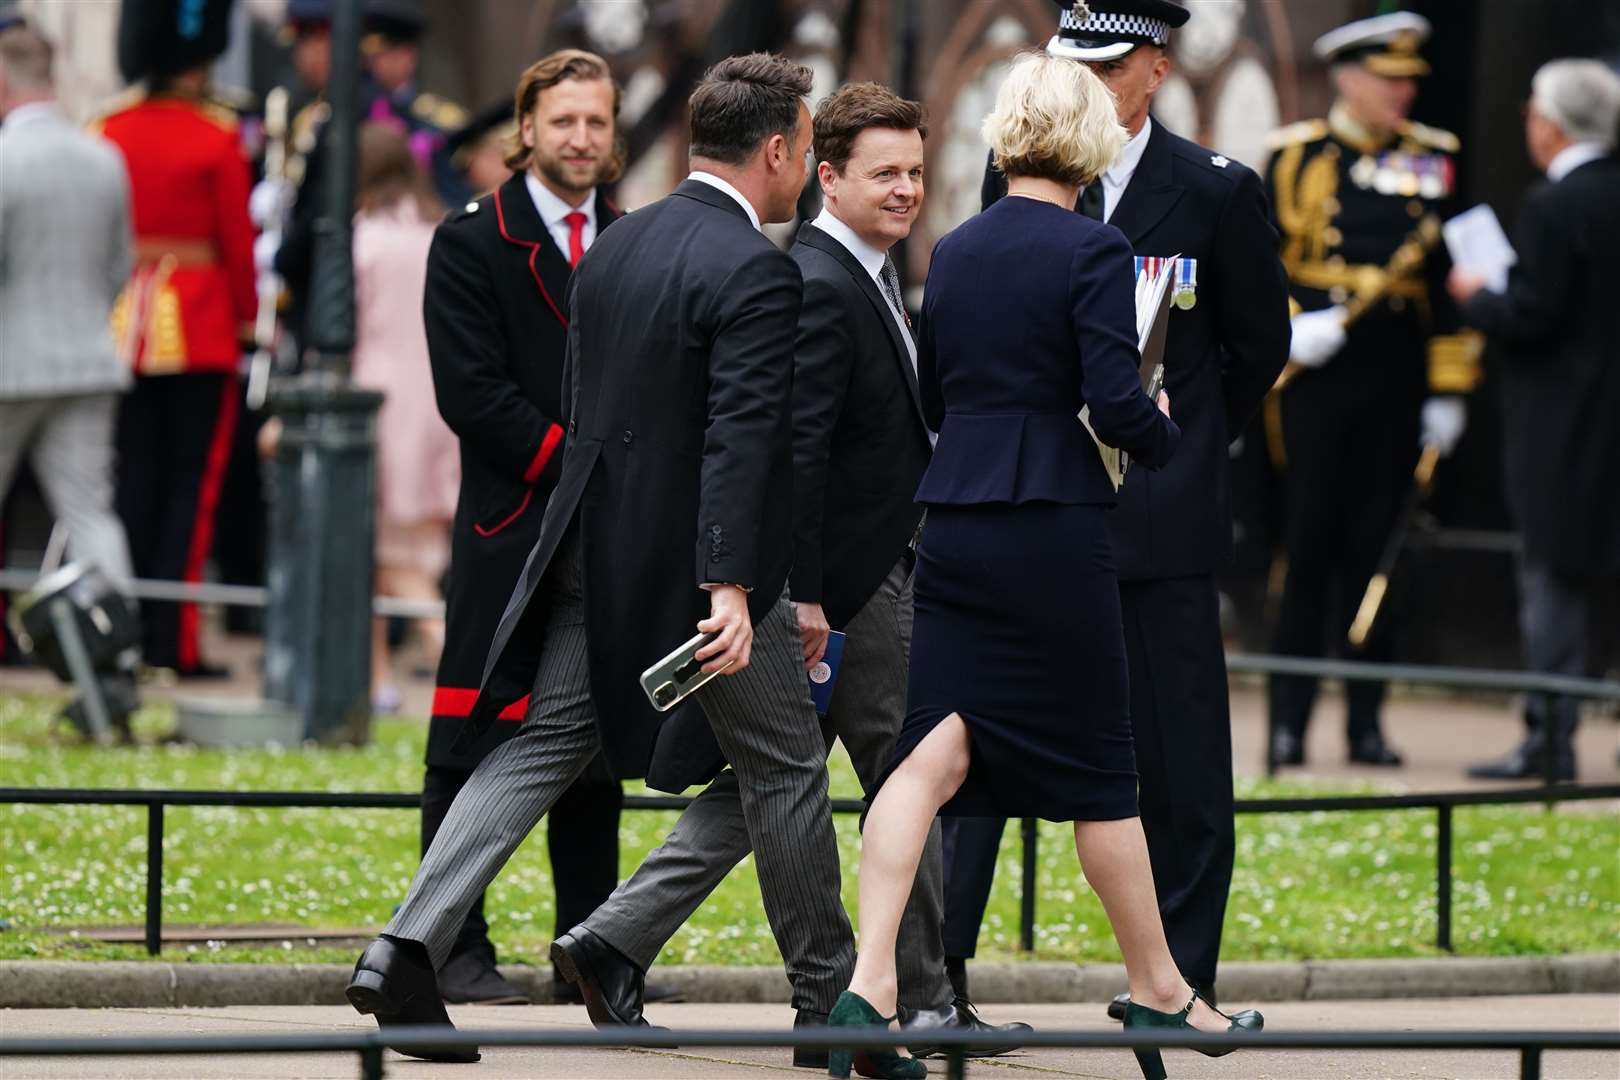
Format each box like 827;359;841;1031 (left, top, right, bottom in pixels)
95;91;257;374
1461;154;1620;576
424;172;621;767
982;121;1290;580
462;180;800;790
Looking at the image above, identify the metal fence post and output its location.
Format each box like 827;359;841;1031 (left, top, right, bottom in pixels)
945;1047;967;1080
1436;804;1453;953
1020;818;1038;953
359;1043;385;1080
144;802;163;956
1519;1045;1541;1080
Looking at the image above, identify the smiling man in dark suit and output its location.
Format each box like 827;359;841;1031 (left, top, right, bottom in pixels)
949;0;1291;1018
346;53;858;1065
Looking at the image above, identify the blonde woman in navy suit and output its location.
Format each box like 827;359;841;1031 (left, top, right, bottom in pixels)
825;52;1261;1080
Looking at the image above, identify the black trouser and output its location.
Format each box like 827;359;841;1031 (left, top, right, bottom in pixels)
941;575;1236;997
421;755;624;965
213;383;268;634
1517;555;1595;747
1268;371;1416;743
114;373;238;670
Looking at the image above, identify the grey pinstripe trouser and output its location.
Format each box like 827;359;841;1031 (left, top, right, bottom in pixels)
586;557;953;1011
384;538;856;1012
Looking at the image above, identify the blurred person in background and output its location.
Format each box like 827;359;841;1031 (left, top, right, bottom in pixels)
1263;13;1480;768
359;0;466;204
445;99;515;197
349;123;457;713
1449;59;1620;782
0;26;137;591
95;0;255;678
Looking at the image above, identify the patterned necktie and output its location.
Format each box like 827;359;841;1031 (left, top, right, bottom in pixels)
1079;181;1105;221
563;211;587;268
879;255;913;338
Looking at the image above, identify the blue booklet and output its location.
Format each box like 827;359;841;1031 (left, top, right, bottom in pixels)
808;631;846;716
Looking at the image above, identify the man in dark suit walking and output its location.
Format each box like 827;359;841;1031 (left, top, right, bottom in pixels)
346;53;856;1064
560;82;1027;1067
1450;58;1620;781
950;0;1291;1016
417;49;639;1008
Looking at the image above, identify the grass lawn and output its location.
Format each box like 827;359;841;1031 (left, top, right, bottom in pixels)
1;693;1615;968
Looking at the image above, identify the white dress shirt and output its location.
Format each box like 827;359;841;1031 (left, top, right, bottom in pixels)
1101;116;1153;222
687;170;762;231
525;172;596;257
809;208;917;372
1546;141;1609;182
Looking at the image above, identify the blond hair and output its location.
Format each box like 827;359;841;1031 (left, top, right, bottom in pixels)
982;51;1125;187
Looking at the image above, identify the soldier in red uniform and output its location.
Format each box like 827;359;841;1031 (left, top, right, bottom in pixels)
95;0;255;676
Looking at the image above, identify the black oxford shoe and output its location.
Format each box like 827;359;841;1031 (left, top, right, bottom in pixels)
1270;728;1305;766
551;927;672;1038
1467;743;1575;782
791;1007;828;1069
1348;734;1404;766
437;946;530;1005
346;936;479;1063
903;996;1033;1059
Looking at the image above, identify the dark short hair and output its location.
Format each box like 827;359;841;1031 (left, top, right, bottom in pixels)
505;48;623;178
688;52;813;165
813;82;928;175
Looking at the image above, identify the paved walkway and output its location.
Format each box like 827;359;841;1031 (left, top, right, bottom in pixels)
3;997;1617;1079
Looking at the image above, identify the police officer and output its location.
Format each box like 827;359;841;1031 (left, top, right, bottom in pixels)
954;0;1291;1017
1264;13;1480;768
95;0;256;677
359;0;468;204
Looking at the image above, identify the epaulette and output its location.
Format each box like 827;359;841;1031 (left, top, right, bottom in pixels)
195;99;242;133
208;83;259;117
446;195;488;223
412;92;468;131
87;86;147;127
1399;120;1460;153
1265;119;1329;151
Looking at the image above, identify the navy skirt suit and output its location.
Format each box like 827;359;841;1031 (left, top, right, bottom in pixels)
884;196;1181;822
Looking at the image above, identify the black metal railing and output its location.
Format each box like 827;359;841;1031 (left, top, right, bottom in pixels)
1;1023;1615;1080
2;781;1615;958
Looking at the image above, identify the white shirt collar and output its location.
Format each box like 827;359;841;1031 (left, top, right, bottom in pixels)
1547;141;1608;183
524;171;595;233
1;100;59;128
1105;116;1153;188
687;170;762;231
809;207;887;282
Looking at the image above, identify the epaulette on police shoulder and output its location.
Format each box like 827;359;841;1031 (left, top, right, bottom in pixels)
1399;120;1460;153
412;92;468;131
1265;118;1329;151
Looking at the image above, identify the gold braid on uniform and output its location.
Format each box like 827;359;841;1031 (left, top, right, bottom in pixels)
1427;331;1484;393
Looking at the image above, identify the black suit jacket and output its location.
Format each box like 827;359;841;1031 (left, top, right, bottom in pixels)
983;122;1290;580
424;174;620;768
462;179;801;787
1462;155;1620;575
788;223;932;629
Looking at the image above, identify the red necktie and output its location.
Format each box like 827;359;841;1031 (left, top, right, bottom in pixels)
564;211;587;269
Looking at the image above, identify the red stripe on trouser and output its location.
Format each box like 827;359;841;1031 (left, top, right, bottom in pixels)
431;687;530;721
177;381;240;670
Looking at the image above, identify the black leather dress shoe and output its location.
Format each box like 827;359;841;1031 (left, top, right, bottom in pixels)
346;936;479;1063
1466;743;1575;781
1270;729;1305;766
903;996;1033;1059
792;1007;828;1069
1348;734;1404;766
551;927;670;1036
553;975;685;1006
437;946;530;1005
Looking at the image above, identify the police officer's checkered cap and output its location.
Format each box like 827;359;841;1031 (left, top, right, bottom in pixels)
1059;8;1170;46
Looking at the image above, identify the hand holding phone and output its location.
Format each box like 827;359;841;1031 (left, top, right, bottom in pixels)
696;584;753;675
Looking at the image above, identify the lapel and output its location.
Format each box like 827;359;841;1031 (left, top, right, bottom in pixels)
492;172;571;329
1103;121;1184;247
796;224;928;435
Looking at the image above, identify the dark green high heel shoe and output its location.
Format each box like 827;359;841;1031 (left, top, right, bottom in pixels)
825;991;927;1079
1122;989;1263;1080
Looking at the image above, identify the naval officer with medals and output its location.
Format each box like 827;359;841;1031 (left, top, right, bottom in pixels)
954;0;1291;1017
1263;12;1481;770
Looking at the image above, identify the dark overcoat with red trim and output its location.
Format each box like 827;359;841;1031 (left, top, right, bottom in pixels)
423;173;620;768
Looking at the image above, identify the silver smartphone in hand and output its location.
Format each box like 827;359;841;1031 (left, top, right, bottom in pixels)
639;631;729;712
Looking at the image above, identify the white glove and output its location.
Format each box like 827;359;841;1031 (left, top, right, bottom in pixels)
249;177;292;229
1421;397;1467;456
253;231;280;275
1289;305;1348;367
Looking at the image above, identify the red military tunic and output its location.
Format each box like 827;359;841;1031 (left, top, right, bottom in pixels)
95;91;256;374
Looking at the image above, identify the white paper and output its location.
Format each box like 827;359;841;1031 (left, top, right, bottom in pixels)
1443;204;1517;293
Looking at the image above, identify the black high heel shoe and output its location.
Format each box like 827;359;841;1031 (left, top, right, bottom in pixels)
825;991;926;1079
1122;989;1262;1080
